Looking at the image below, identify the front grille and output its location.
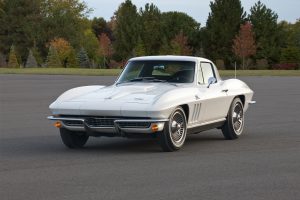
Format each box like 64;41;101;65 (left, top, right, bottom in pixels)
117;122;151;128
63;120;83;127
85;118;116;127
59;115;152;129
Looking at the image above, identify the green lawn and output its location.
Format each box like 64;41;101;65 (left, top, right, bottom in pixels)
220;70;300;76
0;68;300;76
0;68;122;76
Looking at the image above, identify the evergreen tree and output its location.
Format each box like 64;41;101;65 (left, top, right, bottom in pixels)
67;48;79;68
8;45;19;68
280;20;300;49
161;12;201;53
91;17;113;40
280;46;300;64
140;3;162;55
77;47;90;68
31;45;43;66
114;0;140;60
204;0;246;67
159;37;172;55
46;45;62;68
291;20;300;49
25;49;38;68
249;1;282;63
134;37;146;56
280;20;300;65
0;0;42;61
0;1;4;19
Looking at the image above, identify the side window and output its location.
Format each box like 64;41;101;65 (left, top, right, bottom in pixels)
200;62;215;84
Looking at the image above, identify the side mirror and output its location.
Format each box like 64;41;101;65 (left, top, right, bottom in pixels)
207;77;217;88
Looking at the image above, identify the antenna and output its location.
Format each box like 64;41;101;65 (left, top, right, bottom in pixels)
234;62;237;79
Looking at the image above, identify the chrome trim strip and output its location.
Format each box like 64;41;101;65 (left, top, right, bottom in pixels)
47;116;168;123
47;116;84;122
114;119;168;123
187;118;226;129
248;100;256;104
47;116;168;134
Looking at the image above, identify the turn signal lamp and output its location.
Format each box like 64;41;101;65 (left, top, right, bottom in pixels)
151;124;159;132
54;121;62;128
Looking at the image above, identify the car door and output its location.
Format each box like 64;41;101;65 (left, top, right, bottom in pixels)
195;62;231;123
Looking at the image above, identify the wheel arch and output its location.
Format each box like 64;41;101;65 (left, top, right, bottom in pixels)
179;104;189;122
225;95;245;117
237;95;245;106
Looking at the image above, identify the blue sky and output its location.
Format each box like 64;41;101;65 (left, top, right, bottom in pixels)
84;0;299;26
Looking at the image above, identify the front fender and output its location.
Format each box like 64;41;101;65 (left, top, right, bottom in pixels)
223;79;254;111
146;87;197;118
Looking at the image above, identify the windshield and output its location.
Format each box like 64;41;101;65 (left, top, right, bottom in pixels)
117;60;195;84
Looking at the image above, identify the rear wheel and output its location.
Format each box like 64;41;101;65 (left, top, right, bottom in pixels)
159;107;187;152
60;128;89;148
222;98;244;140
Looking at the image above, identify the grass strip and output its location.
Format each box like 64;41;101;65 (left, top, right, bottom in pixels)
0;68;300;77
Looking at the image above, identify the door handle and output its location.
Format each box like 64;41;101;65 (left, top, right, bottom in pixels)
222;89;228;92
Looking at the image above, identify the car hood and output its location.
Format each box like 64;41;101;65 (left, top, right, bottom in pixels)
50;82;195;117
62;82;177;104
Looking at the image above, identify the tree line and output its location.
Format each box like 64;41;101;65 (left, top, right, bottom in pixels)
0;0;299;69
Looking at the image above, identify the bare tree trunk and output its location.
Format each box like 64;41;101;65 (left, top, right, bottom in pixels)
103;57;106;69
242;56;245;70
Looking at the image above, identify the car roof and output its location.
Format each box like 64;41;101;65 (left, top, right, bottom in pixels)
129;56;212;63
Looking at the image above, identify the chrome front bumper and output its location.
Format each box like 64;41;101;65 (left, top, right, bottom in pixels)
47;116;168;135
248;100;256;104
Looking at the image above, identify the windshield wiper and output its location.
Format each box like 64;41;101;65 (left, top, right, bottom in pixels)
128;77;156;82
116;77;155;85
130;77;170;83
116;77;177;86
147;79;166;83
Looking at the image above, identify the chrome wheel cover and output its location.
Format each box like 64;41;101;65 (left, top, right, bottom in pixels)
232;102;244;135
169;110;186;147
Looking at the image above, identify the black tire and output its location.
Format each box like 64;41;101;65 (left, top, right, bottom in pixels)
60;128;89;148
159;107;187;152
222;98;244;140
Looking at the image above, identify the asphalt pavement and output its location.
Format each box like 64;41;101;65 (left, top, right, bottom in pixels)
0;75;300;200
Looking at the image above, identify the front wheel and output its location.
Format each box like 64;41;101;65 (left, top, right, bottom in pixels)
159;107;187;152
60;128;89;148
222;98;244;140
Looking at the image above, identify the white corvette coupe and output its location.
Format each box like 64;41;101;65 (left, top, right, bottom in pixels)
48;56;255;151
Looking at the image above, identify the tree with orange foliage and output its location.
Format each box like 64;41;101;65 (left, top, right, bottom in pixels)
171;31;192;56
233;22;256;69
49;38;78;67
98;33;113;67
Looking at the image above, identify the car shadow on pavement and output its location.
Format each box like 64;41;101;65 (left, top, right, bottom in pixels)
0;132;226;158
83;132;225;153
